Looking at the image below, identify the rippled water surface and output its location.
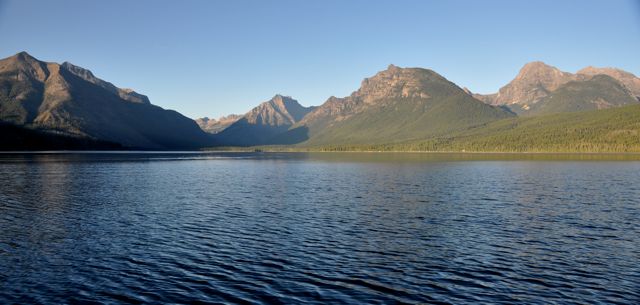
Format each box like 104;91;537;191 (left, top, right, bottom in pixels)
1;152;639;304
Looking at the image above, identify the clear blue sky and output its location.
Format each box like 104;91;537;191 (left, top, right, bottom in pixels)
1;0;639;119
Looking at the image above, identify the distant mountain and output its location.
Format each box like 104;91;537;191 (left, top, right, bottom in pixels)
213;95;315;146
284;64;514;145
509;75;638;115
474;62;580;106
0;52;213;149
196;114;241;134
577;66;640;99
473;62;640;115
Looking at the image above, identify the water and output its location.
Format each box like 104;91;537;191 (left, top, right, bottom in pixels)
1;152;639;304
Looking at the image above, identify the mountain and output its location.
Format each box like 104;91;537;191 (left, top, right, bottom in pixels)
577;66;640;99
509;75;638;115
474;62;640;115
213;95;315;146
282;64;514;146
475;62;579;106
0;51;213;149
196;114;241;134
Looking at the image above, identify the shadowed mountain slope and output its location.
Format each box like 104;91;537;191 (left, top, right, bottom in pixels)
0;52;213;149
213;95;315;146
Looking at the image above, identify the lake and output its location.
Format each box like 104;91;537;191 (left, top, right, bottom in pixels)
1;152;639;304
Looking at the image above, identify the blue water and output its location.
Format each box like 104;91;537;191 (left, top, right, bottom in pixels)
0;152;639;304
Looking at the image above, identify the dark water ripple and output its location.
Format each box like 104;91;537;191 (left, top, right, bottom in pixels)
1;152;639;304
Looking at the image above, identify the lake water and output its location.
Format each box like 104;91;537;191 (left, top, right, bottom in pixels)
1;152;639;304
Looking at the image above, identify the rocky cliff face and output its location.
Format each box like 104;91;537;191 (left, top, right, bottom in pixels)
577;66;640;99
243;94;312;126
0;51;213;149
355;64;438;103
297;64;462;128
196;114;241;134
60;61;151;104
476;62;580;106
514;75;639;115
472;61;640;115
213;95;315;146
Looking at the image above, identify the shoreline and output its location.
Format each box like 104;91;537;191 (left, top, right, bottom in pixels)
2;149;640;155
202;148;640;155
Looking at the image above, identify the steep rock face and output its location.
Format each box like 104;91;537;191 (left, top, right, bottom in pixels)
214;95;315;146
577;66;640;99
473;62;640;115
516;75;639;115
243;94;311;125
196;114;241;134
289;65;514;145
353;64;437;103
478;62;580;106
0;52;212;149
60;62;151;104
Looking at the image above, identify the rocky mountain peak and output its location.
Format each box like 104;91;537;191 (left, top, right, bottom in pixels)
1;51;50;82
386;64;400;71
577;66;640;98
514;61;573;83
296;65;473;130
353;65;459;105
61;61;97;81
244;95;312;126
213;96;315;146
484;62;579;106
268;94;296;110
13;51;38;62
198;116;213;123
196;114;242;134
577;66;631;76
472;61;640;114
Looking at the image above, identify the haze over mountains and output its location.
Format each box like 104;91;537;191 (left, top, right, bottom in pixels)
2;51;640;151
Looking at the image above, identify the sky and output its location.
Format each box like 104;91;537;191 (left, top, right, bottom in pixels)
1;0;639;119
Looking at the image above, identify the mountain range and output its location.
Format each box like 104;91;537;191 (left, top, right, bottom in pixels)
471;61;640;115
2;51;639;151
212;94;315;146
282;64;514;146
0;52;212;149
196;115;242;134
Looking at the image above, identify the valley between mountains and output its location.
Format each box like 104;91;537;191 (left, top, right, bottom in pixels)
2;52;640;152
